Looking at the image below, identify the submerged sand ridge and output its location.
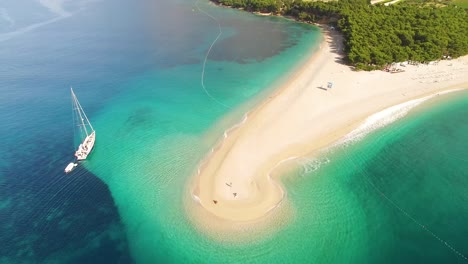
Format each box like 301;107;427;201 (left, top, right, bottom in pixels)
190;28;468;223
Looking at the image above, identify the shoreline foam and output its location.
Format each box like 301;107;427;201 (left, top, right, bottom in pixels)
187;27;468;227
336;88;466;146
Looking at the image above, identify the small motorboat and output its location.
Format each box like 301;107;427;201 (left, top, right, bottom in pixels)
65;162;77;173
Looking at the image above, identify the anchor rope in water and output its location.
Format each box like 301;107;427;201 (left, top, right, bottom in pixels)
346;146;468;262
195;0;231;109
196;5;466;260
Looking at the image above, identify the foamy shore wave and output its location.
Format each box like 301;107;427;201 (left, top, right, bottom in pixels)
337;89;463;146
188;27;468;225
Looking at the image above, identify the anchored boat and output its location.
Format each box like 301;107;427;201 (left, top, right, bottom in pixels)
65;162;77;173
65;88;96;173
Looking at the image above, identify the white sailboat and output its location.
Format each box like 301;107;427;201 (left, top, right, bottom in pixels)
65;87;96;173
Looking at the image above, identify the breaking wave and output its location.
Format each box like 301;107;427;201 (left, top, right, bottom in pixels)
336;89;462;146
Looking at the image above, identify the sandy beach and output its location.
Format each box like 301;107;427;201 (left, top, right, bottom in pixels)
189;28;468;223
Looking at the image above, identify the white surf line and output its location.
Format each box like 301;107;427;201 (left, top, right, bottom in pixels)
336;89;468;261
192;113;250;202
194;0;231;109
296;156;330;175
195;114;247;179
268;156;297;190
263;155;305;212
335;88;465;147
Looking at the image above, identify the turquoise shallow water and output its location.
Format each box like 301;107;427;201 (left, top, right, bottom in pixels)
1;0;467;263
88;81;468;263
85;2;323;263
281;91;468;263
1;0;320;261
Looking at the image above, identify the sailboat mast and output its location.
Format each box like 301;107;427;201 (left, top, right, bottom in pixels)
77;99;94;132
71;88;88;137
71;88;93;137
71;88;77;146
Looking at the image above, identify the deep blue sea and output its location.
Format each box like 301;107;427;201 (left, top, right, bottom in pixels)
0;0;319;262
1;0;467;263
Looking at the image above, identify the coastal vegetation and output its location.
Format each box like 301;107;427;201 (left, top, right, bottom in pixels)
211;0;468;70
452;0;468;8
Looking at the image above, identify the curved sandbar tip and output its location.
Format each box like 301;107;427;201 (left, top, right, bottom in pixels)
189;28;468;223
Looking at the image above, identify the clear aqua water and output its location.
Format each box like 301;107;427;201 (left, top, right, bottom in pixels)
280;91;468;263
1;0;467;263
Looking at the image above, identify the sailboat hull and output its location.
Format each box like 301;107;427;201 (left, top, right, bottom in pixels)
75;131;96;160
